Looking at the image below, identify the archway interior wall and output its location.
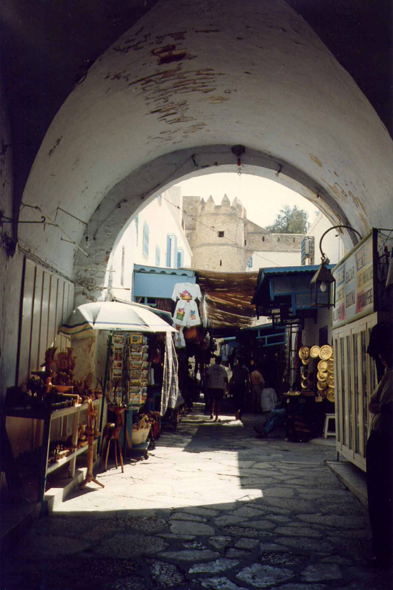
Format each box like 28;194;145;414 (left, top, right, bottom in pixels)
74;146;355;305
17;0;393;287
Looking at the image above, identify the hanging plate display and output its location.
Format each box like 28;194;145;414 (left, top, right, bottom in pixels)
318;360;328;371
326;388;335;402
317;380;327;391
301;379;310;389
310;345;320;358
327;359;334;373
320;345;333;360
299;346;310;360
301;358;310;365
317;371;328;381
328;375;335;387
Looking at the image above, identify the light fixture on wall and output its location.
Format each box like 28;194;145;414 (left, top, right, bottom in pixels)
310;224;362;308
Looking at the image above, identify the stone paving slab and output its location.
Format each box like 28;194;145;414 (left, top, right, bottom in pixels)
1;403;392;590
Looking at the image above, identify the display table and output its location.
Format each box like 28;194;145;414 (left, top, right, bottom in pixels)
5;398;102;504
284;391;315;442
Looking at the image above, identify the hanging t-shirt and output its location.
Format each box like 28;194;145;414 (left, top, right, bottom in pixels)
173;299;201;327
172;282;202;302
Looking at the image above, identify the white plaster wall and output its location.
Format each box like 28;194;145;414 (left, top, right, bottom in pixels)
247;250;301;271
307;212;346;265
108;189;192;304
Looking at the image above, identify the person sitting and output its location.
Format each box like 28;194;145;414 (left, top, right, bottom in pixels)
255;388;286;439
254;377;278;433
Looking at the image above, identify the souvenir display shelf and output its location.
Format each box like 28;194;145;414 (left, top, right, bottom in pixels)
5;397;102;504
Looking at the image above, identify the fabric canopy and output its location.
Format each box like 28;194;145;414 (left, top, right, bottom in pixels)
60;301;176;338
195;270;258;330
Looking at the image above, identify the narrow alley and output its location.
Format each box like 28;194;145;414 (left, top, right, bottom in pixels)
1;403;390;590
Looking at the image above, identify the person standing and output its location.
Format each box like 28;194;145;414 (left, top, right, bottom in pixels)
250;366;264;413
230;357;250;421
366;321;393;569
206;355;228;421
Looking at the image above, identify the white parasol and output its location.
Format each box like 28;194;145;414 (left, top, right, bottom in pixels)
60;301;175;338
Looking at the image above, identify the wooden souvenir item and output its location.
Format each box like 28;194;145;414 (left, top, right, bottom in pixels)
80;399;105;489
101;406;125;473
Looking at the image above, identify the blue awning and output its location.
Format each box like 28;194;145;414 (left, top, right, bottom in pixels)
133;265;196;299
252;265;334;313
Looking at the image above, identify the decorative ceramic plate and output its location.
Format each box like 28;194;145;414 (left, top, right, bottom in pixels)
318;360;328;371
301;358;310;365
301;370;310;379
317;380;327;391
320;345;333;360
328;375;335;387
301;379;310;389
299;346;310;360
327;360;334;373
326;388;335;402
317;371;328;381
310;345;320;358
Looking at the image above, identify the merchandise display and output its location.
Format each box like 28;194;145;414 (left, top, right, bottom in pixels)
106;333;150;408
171;282;202;338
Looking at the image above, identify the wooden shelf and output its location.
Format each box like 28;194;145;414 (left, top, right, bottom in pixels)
46;439;98;474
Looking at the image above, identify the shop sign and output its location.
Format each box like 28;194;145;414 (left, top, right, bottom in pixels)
332;230;376;328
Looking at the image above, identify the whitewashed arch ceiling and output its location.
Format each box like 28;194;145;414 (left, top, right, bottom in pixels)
19;0;393;295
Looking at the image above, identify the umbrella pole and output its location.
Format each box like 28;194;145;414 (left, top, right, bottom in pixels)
98;333;112;454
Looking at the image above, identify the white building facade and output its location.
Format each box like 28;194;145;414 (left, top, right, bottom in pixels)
108;186;192;301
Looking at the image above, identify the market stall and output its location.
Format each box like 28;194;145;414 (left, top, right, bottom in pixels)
60;301;177;462
331;228;393;471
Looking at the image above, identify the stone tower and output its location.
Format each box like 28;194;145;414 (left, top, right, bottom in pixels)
188;195;247;271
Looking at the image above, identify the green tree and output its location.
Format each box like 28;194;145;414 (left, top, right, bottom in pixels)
264;205;309;234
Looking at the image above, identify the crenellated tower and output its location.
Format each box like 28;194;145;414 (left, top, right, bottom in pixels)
185;194;248;271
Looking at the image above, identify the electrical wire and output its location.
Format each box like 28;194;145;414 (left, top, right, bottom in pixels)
20;202;90;257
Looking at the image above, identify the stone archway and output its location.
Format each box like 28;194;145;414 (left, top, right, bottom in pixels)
17;0;393;295
73;145;356;305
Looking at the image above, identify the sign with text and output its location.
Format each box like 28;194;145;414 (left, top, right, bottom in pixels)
332;231;375;328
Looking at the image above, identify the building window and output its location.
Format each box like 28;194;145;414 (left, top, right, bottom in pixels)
143;222;149;258
135;215;139;246
120;246;125;286
166;234;177;267
262;236;265;242
177;249;184;268
155;245;160;266
218;231;224;238
277;237;280;242
157;194;162;205
244;240;247;246
247;256;253;268
220;260;222;266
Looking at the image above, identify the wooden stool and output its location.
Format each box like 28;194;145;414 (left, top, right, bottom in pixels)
323;413;336;438
100;406;124;473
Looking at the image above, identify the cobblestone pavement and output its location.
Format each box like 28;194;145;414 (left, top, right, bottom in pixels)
1;403;392;590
